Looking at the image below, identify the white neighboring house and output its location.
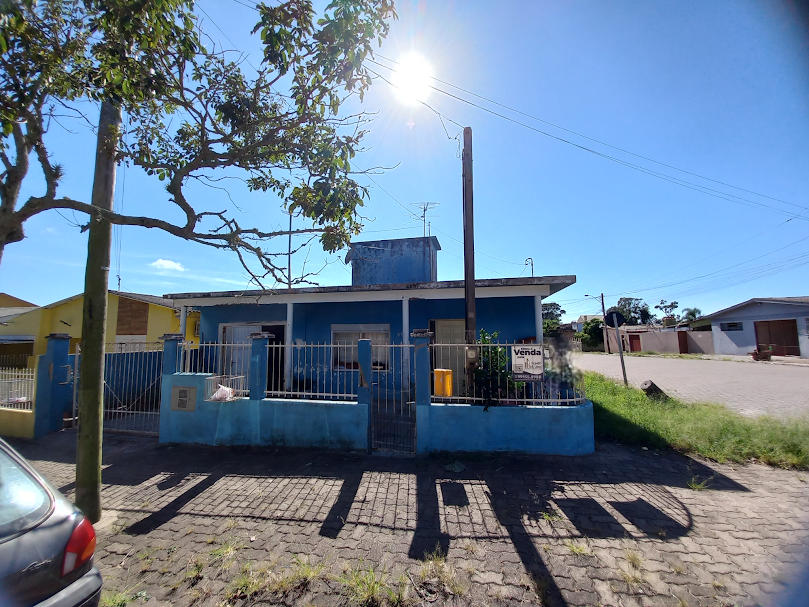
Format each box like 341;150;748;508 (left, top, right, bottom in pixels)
702;297;809;358
573;315;603;333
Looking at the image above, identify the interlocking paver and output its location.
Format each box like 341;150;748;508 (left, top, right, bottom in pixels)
8;430;809;606
573;352;809;417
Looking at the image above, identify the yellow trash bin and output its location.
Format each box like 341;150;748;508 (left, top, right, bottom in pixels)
434;368;453;397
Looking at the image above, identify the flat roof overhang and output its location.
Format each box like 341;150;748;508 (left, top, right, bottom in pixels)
165;275;576;307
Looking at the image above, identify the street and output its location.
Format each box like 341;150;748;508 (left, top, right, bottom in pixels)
573;353;809;418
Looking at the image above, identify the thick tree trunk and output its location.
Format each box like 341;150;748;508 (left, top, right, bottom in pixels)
75;101;121;523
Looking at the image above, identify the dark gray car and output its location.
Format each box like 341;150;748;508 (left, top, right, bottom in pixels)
0;438;101;607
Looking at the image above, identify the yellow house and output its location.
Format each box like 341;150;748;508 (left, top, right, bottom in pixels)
0;291;199;363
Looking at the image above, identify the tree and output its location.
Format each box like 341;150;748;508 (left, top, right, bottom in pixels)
607;297;655;326
0;0;396;521
575;317;604;350
543;318;560;340
541;302;565;322
654;299;679;319
681;307;702;322
0;0;396;277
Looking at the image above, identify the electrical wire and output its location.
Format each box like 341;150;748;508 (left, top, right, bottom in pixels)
374;53;807;214
368;60;809;221
198;4;258;71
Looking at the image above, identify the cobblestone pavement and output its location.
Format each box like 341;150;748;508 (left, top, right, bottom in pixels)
573;353;809;418
11;431;809;607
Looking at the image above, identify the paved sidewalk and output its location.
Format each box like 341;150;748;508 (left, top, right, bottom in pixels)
11;431;809;607
573;353;809;418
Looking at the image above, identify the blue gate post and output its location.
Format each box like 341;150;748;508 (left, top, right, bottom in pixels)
161;334;183;376
412;330;433;454
33;333;72;438
159;334;184;441
357;338;372;453
249;333;272;400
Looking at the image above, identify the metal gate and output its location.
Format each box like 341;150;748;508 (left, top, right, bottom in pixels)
370;344;416;454
72;342;163;436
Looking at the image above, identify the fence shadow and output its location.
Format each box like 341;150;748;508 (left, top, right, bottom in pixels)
17;433;756;607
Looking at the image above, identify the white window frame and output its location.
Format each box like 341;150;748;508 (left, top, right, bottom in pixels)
331;324;390;370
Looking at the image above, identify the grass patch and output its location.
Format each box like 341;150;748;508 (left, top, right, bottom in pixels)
585;371;809;468
337;562;391;606
563;540;589;556
100;592;132;607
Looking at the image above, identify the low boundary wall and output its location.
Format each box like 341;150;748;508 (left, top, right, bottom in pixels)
160;373;368;449
416;401;594;455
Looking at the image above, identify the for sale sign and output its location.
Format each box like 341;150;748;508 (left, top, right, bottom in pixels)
511;345;544;382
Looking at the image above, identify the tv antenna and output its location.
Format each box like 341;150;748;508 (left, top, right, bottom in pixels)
410;202;439;237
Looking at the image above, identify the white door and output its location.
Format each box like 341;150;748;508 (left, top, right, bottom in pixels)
434;320;465;395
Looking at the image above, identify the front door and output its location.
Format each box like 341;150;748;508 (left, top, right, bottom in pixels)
629;334;641;352
434;319;465;396
755;320;800;356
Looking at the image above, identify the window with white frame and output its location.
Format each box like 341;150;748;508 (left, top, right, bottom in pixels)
719;322;743;332
331;324;390;370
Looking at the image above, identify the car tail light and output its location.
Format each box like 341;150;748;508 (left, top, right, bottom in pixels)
61;517;96;577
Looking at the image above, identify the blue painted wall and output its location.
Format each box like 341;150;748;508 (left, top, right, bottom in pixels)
199;296;538;346
347;237;440;285
410;296;537;342
417;401;594;455
160;373;368;449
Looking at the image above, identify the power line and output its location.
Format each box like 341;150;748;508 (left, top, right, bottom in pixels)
430;226;525;266
197;3;258;71
368;60;809;221
606;232;809;298
372;54;808;214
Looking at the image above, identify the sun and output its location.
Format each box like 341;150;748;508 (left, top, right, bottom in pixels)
390;53;434;106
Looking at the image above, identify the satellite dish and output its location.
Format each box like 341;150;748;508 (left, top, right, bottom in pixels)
605;311;626;328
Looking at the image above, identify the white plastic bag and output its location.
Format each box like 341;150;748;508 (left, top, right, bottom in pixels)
210;384;234;402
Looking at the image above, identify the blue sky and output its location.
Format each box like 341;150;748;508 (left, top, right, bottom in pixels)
1;0;808;322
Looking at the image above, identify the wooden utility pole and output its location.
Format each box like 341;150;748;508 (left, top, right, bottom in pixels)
600;293;610;354
462;127;476;345
75;100;121;523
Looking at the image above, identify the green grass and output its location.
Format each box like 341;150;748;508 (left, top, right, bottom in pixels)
585;371;809;468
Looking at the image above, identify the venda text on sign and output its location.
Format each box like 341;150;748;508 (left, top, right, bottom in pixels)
511;345;544;382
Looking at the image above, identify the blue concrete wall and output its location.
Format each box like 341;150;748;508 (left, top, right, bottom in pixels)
410;296;537;342
33;339;73;438
347;237;439;285
160;373;368;449
416;401;594;455
199;297;538;346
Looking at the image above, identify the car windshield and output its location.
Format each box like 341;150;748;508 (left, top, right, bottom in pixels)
0;448;51;540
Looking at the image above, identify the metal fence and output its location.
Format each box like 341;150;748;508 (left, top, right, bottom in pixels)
178;343;251;376
0;367;35;410
370;344;415;453
265;343;359;400
430;343;586;406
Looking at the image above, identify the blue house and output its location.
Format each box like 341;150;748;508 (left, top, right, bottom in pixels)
165;236;575;385
159;237;593;454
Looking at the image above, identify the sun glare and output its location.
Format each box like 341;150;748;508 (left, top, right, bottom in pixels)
391;53;434;106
